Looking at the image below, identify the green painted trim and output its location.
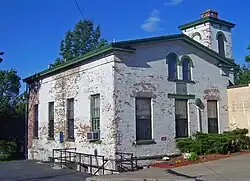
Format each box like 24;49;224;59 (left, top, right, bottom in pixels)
112;34;184;47
166;53;179;80
23;45;135;82
176;79;196;84
182;36;236;67
89;140;102;144
178;16;235;30
168;93;195;99
191;32;202;40
65;138;75;142
216;31;227;42
180;55;194;67
218;64;236;68
23;33;237;83
133;139;156;145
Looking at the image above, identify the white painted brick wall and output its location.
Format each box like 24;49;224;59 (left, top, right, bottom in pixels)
183;22;233;59
114;40;230;157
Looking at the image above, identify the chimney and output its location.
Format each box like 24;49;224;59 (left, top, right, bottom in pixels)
201;9;219;19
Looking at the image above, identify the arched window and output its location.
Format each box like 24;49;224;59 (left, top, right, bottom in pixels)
167;53;178;80
182;58;191;81
217;32;226;57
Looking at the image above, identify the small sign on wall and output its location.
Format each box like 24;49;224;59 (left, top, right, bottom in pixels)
161;136;167;141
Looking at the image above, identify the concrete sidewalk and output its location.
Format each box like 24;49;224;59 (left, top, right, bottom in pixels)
86;153;250;181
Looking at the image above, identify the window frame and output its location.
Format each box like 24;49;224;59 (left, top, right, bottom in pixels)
48;102;54;139
217;32;225;57
90;94;100;132
182;58;191;81
33;104;39;138
66;98;75;139
207;100;219;134
167;53;178;80
135;97;152;141
175;99;188;138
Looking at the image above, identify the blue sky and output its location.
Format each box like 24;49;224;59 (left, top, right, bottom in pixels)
0;0;250;91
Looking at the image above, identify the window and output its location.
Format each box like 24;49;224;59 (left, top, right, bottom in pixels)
48;102;54;138
67;98;74;139
91;94;100;131
182;58;191;81
135;98;152;141
33;104;39;138
217;33;225;57
207;100;218;133
175;100;188;138
167;54;178;80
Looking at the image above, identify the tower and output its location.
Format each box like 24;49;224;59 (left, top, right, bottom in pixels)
179;9;235;60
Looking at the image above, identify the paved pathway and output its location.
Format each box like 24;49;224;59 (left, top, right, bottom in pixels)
0;160;90;181
87;153;250;181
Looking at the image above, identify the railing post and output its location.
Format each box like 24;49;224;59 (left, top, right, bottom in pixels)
60;150;62;168
79;154;81;172
131;154;134;171
69;152;71;162
90;155;92;174
64;150;66;164
102;156;105;175
52;149;54;166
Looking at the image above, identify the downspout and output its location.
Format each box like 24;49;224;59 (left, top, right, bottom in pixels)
24;83;29;160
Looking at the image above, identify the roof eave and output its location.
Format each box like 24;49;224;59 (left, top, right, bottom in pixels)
23;45;135;83
178;17;235;30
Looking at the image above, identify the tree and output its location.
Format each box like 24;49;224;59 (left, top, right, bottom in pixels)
52;20;108;67
0;69;21;113
235;45;250;85
0;52;4;63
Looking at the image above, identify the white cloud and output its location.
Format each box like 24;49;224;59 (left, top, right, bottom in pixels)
141;10;162;33
164;0;184;6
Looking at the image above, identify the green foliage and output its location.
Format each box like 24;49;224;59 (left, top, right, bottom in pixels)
176;129;250;155
234;63;250;85
0;140;17;161
52;20;108;67
0;69;21;113
0;68;25;160
188;152;198;162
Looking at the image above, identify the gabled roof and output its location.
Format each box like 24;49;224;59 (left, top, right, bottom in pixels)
179;16;235;30
23;33;237;83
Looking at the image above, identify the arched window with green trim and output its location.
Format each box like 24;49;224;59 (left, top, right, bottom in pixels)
216;32;226;57
166;53;178;80
181;56;193;81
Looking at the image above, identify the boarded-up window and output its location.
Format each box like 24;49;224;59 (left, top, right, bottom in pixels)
207;100;218;133
48;102;54;138
67;98;74;139
175;100;188;138
33;104;39;138
91;94;100;131
136;98;152;140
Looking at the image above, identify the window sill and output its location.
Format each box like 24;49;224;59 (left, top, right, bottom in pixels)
133;140;156;145
176;79;196;84
47;137;55;141
89;140;102;144
66;138;75;142
168;78;195;84
168;93;195;99
175;136;189;140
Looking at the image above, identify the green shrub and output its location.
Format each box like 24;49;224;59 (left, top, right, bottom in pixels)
0;140;17;160
188;152;198;162
176;128;249;155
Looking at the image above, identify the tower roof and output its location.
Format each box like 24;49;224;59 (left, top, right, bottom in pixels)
179;9;235;30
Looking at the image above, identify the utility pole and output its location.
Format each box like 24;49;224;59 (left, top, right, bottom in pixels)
0;52;4;63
